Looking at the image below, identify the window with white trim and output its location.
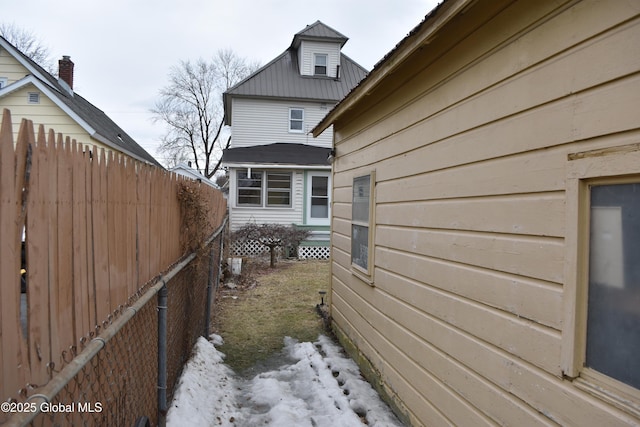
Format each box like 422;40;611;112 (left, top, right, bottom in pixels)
351;172;375;277
236;169;292;207
237;169;262;206
314;54;328;76
266;172;291;207
289;108;304;133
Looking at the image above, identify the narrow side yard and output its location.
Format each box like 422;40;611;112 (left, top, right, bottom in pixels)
212;259;328;374
166;259;405;426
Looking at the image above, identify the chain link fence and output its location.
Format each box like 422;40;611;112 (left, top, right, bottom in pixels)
5;223;225;427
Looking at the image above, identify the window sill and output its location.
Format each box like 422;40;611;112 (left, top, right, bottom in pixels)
351;265;374;286
235;205;294;210
573;371;640;419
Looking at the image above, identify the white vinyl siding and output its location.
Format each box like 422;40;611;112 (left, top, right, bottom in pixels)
229;98;333;148
229;169;304;230
299;40;341;77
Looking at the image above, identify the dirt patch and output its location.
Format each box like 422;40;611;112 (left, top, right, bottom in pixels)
211;258;330;376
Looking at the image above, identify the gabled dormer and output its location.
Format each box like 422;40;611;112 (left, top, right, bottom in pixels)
291;21;348;78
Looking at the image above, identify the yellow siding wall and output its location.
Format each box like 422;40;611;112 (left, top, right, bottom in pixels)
330;0;640;425
0;85;112;152
0;48;109;152
0;47;29;83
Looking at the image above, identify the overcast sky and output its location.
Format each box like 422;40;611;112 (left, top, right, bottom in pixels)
4;0;439;164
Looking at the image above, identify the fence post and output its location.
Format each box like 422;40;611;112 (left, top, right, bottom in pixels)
157;281;168;427
204;231;223;337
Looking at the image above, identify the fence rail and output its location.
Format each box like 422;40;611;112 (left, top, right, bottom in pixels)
0;109;227;425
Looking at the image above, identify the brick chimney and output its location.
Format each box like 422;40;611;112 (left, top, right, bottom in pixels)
58;56;74;89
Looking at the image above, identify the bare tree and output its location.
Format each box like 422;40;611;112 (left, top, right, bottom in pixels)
151;50;259;177
0;22;55;74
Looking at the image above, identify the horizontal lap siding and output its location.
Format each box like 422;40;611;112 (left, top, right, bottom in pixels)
230;98;333;148
330;0;640;425
228;170;304;230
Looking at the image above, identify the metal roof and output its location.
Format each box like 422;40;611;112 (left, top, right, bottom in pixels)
223;21;367;125
291;20;349;48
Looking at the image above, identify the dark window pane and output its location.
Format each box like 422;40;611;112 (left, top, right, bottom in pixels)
238;170;262;205
290;109;303;120
268;173;291;189
268;192;290;206
238;189;261;205
351;224;369;270
587;183;640;389
312;176;328;197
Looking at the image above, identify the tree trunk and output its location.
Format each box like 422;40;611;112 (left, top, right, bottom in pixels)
269;245;277;268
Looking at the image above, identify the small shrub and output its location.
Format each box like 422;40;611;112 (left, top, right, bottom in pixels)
231;223;310;267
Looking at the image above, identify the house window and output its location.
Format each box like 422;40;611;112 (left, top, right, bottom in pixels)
27;92;40;104
267;172;291;207
289;108;304;133
0;77;7;88
586;182;640;389
237;169;262;206
311;176;329;218
306;172;331;225
351;172;375;276
237;169;292;207
562;146;640;414
314;54;328;76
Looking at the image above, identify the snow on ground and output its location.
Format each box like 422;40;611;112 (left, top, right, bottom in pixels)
167;334;405;427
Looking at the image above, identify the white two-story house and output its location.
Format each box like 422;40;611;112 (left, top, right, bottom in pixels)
222;21;367;258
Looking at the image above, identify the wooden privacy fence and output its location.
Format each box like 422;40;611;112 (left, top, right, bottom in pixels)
0;109;226;410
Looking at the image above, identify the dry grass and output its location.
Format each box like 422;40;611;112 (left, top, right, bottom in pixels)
211;258;330;374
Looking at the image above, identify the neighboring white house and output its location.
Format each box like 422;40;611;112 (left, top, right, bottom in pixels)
169;162;218;189
221;21;367;259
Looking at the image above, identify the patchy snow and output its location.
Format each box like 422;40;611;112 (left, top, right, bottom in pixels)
167;334;405;427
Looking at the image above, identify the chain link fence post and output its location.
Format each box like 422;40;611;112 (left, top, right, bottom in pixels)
157;281;168;427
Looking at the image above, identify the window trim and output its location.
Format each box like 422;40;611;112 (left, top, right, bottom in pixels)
351;171;375;283
314;53;328;76
563;144;640;416
235;169;293;208
266;171;292;207
289;108;304;133
306;171;331;226
236;168;263;207
0;77;7;89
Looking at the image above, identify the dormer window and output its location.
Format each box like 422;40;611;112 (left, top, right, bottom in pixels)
314;54;328;76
